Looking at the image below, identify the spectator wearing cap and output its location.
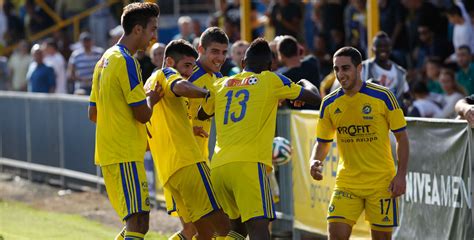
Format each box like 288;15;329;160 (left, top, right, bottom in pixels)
26;44;55;93
67;32;103;95
42;38;67;93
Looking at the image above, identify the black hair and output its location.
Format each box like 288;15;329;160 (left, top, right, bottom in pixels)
121;2;160;35
426;56;442;66
165;39;198;62
333;46;362;66
458;45;472;54
411;80;429;95
244;38;272;73
277;35;298;58
199;27;229;49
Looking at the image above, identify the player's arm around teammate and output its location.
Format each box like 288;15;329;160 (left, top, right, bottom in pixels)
197;39;321;240
145;40;231;240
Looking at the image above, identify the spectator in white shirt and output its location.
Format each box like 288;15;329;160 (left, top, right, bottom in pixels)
435;69;465;118
7;41;32;91
42;38;67;93
408;80;442;118
446;1;474;60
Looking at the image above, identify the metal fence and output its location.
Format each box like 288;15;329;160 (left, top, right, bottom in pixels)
4;92;471;239
0;91;297;235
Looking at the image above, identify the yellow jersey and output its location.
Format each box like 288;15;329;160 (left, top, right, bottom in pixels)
89;44;147;166
201;70;303;169
145;67;204;185
186;61;223;160
317;81;407;189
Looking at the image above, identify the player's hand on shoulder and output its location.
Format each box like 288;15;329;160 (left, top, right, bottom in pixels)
310;159;323;181
146;81;164;106
292;100;305;107
193;126;209;138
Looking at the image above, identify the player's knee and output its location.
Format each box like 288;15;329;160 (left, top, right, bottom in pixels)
181;222;197;237
126;212;149;234
328;223;351;240
370;230;392;240
212;210;231;234
245;218;270;239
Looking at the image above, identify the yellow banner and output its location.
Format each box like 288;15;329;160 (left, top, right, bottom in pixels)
290;110;371;237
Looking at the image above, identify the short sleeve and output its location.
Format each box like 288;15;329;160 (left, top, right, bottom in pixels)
68;52;77;66
316;98;335;142
271;73;303;100
200;81;216;116
162;68;183;97
386;91;407;132
89;61;101;106
117;57;146;106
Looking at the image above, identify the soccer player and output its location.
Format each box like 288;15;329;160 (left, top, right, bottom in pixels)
187;27;229;159
309;47;410;240
87;3;161;240
145;39;231;240
164;27;230;240
198;38;320;239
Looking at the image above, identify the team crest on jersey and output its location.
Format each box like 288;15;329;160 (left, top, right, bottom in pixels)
225;76;258;87
329;204;335;213
362;104;371;114
98;58;109;68
362;103;373;120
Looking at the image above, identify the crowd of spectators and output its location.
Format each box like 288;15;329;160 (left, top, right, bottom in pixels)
0;0;473;119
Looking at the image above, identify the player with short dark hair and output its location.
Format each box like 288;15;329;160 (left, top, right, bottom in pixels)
146;39;232;240
186;26;229;161
88;2;161;240
198;38;320;239
310;46;409;240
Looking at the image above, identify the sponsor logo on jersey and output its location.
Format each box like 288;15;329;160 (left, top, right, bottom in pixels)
225;76;258;87
337;125;370;136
